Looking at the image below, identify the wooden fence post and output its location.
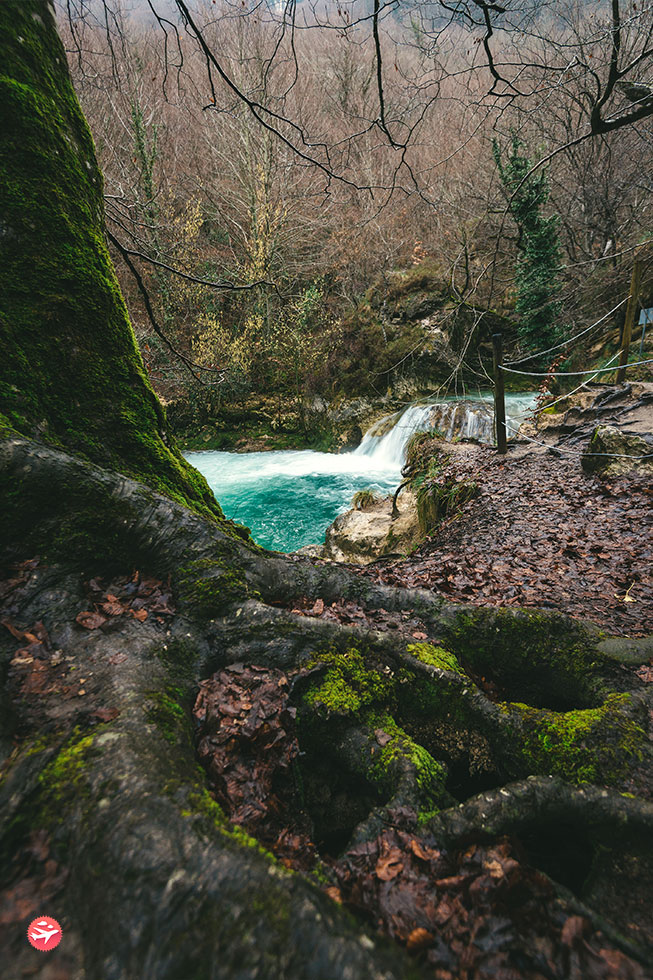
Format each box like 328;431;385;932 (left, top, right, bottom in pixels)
616;253;643;383
492;333;507;454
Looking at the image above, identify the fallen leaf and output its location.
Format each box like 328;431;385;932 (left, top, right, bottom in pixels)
561;915;587;946
101;601;124;616
92;707;120;722
325;886;342;904
483;857;505;879
406;927;433;950
1;619;39;644
131;608;148;622
411;631;428;640
410;839;440;862
11;652;34;666
76;611;107;630
376;846;404;881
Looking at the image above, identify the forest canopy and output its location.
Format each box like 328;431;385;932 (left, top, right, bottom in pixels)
58;0;653;428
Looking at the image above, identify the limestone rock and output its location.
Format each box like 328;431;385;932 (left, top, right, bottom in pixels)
324;490;420;563
582;425;653;477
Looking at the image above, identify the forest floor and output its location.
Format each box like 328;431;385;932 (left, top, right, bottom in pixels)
353;382;653;638
366;442;653;637
2;385;653;980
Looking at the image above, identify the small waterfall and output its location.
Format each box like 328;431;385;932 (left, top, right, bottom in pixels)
354;404;434;468
354;395;535;468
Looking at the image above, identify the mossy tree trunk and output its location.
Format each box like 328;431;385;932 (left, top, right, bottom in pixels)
0;0;220;519
1;4;653;979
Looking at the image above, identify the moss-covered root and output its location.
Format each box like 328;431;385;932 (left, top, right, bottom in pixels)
502;693;650;786
425;775;653;963
298;647;455;844
0;436;255;574
0;1;221;518
2;721;416;980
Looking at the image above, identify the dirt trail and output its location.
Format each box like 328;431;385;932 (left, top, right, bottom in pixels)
366;391;653;636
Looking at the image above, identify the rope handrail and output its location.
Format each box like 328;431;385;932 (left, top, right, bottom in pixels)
499;357;653;377
505;299;628;366
502;418;653;460
506;352;623;421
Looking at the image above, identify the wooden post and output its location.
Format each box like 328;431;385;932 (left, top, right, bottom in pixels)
492;333;507;454
616;254;643;383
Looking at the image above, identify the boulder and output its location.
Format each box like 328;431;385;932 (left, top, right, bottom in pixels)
324;490;420;563
582;425;653;477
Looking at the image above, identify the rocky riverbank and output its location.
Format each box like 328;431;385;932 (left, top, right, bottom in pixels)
354;382;653;636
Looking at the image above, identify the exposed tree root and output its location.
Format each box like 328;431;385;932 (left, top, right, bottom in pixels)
1;437;652;978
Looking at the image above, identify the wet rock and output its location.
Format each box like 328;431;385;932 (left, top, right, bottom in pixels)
324;491;420;564
582;425;653;477
337;425;363;450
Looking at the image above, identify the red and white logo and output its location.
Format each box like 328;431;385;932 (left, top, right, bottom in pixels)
27;916;62;951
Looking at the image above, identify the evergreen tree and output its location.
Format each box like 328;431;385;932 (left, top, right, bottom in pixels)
493;136;563;357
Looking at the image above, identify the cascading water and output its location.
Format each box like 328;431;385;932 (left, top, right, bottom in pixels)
185;392;535;552
353;393;535;468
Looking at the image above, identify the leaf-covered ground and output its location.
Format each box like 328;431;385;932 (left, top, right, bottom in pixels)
364;444;653;637
193;665;650;980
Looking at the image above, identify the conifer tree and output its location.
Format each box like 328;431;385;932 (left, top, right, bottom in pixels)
493;136;563;358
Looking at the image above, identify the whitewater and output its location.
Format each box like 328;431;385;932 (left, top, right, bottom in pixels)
185;393;535;552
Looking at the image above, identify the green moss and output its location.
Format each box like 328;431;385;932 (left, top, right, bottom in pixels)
24;732;60;758
154;638;200;683
396;663;467;721
0;3;224;522
448;607;604;707
508;693;647;784
417;808;441;827
303;648;394;716
351;489;379;510
407;643;465;675
415;476;478;535
185;788;279;863
176;556;258;618
36;728;98;823
146;686;189;745
369;713;446;795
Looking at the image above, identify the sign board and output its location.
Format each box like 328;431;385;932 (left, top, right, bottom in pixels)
639;308;653;354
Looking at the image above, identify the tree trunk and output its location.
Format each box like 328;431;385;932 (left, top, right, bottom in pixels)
0;0;221;522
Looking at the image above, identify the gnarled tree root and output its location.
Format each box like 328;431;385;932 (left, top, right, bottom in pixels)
2;436;652;977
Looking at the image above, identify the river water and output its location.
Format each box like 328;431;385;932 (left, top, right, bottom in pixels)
185;393;535;552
